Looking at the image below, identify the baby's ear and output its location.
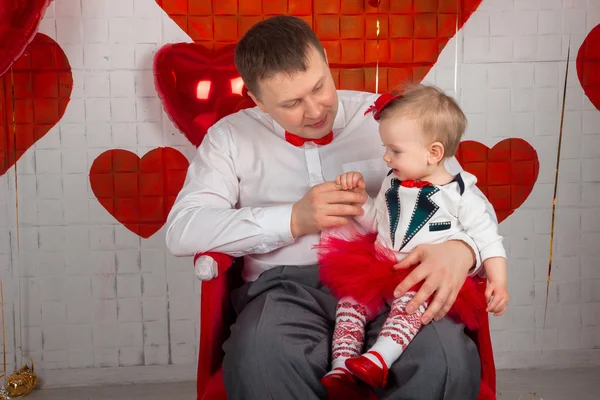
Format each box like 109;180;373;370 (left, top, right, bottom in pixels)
428;142;445;164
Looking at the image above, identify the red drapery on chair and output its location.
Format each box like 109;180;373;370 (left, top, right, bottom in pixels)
194;253;497;400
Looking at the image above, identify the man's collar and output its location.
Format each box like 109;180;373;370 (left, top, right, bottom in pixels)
272;95;346;139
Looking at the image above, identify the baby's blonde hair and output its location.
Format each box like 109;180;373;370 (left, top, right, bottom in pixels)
379;83;467;158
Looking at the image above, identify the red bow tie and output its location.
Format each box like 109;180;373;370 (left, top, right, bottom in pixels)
395;179;431;188
285;131;334;147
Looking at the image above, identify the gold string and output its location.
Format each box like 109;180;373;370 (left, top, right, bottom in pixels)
375;4;380;94
544;39;570;327
453;2;459;95
0;280;5;383
9;67;19;254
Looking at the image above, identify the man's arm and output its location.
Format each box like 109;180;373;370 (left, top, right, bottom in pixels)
165;128;294;258
166;127;367;258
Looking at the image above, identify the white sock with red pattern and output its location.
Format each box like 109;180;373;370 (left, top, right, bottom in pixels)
326;297;368;377
364;292;426;368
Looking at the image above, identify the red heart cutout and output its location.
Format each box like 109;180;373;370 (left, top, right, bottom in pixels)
1;33;73;176
89;147;189;239
154;43;254;147
577;24;600;111
155;0;482;147
455;139;539;223
0;0;50;76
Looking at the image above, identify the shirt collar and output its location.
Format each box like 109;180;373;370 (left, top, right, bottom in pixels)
272;95;346;140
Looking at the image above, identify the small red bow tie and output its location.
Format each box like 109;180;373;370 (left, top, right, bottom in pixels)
400;179;431;188
285;131;334;147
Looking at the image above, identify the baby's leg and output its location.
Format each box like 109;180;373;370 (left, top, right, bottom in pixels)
321;297;374;399
327;297;369;375
346;291;427;387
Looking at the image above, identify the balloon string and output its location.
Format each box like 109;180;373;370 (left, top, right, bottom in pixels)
1;280;5;384
10;65;25;370
544;38;570;327
454;4;459;96
9;67;19;253
375;4;380;94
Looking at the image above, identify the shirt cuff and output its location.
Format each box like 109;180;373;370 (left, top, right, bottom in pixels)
362;196;375;215
480;244;507;263
449;232;482;277
252;204;295;254
354;196;377;232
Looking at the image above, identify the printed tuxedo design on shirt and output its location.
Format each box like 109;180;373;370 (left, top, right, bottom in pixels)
357;170;504;261
385;177;441;249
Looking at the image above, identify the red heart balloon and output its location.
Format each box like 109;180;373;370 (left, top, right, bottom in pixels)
89;147;189;239
154;43;255;147
455;139;539;223
1;33;73;176
154;0;482;147
577;24;600;111
0;0;51;76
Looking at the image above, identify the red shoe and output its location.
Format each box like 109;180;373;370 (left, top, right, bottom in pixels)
321;368;376;400
345;351;389;388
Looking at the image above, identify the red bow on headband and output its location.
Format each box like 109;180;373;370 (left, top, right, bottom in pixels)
364;92;403;120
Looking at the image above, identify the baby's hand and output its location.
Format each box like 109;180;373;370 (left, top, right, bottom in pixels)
336;172;365;191
485;281;509;316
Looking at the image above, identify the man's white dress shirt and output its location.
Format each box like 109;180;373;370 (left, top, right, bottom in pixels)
166;90;496;282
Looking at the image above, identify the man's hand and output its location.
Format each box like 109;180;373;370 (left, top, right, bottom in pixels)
392;240;475;324
290;181;367;238
336;172;366;191
485;281;509;316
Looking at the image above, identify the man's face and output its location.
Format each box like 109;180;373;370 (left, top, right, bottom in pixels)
249;45;339;139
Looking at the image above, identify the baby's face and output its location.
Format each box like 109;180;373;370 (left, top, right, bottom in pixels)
379;117;431;181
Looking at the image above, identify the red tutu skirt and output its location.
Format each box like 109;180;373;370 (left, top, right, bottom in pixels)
316;233;486;331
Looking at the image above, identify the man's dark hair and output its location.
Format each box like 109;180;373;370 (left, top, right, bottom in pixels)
234;16;326;99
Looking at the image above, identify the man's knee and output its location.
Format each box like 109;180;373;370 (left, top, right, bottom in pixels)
223;296;274;374
385;318;480;399
222;291;328;400
223;292;309;378
430;319;481;399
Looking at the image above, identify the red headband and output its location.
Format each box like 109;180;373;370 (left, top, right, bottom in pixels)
364;92;403;121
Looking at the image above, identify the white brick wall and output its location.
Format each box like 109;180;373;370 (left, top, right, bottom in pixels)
438;0;600;363
0;0;598;387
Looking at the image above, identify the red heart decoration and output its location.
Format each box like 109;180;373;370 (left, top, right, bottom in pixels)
1;33;73;176
0;0;50;76
89;147;189;238
577;24;600;111
155;0;482;147
455;139;539;223
154;43;254;147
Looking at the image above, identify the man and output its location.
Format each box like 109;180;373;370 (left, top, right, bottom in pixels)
166;15;492;400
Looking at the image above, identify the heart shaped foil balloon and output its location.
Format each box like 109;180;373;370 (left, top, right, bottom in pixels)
0;0;51;76
154;43;255;147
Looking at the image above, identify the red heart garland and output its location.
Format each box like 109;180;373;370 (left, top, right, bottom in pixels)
577;24;600;112
89;147;190;238
1;33;73;176
0;0;51;76
455;139;539;223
